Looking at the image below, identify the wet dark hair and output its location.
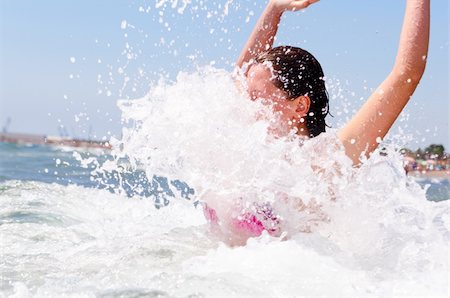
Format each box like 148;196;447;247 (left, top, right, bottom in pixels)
255;46;329;137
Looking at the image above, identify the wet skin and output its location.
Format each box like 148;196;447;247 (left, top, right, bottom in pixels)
246;63;310;135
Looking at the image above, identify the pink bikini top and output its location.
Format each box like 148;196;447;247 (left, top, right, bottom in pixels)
202;202;281;237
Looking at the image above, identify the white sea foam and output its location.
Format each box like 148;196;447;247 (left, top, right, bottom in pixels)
0;179;448;297
1;68;449;297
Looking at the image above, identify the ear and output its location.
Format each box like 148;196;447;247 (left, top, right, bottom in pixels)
294;95;311;116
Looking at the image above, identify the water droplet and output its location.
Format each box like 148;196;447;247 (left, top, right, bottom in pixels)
120;20;127;29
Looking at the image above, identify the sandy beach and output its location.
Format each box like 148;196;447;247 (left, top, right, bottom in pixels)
408;170;450;179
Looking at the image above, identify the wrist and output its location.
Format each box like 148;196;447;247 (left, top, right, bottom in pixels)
267;1;285;16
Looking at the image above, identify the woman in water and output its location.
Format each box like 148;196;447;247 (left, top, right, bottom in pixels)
204;0;430;243
238;0;429;166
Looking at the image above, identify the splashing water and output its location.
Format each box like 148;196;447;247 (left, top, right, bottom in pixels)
21;66;441;296
2;1;449;295
1;67;449;296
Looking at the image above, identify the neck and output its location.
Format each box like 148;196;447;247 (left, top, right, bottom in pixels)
295;122;310;137
269;120;309;138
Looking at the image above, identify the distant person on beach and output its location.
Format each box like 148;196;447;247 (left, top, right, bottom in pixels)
237;0;429;166
203;0;430;244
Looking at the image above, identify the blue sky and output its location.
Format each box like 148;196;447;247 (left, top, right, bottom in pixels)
0;0;448;149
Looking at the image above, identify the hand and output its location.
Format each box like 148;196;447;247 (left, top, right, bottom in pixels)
270;0;320;12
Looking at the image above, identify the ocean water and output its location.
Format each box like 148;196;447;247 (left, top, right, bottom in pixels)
1;68;450;297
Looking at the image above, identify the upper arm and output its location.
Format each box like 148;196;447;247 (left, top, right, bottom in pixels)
337;70;422;165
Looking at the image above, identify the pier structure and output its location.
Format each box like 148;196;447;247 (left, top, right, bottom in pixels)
0;132;111;150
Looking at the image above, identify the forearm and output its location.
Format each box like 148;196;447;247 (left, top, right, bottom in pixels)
393;0;430;82
339;74;420;165
339;0;430;166
236;2;283;69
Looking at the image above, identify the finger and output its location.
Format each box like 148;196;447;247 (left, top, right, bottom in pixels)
289;0;320;11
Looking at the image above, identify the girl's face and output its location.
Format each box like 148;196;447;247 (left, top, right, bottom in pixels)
246;63;299;123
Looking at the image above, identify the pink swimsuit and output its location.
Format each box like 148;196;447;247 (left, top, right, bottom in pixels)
203;202;280;237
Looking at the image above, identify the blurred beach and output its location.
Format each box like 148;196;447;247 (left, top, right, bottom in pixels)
408;170;450;179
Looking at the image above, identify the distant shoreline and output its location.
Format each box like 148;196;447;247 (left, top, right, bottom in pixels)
408;170;450;179
0;132;111;150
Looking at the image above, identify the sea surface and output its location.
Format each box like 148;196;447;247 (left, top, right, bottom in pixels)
1;142;449;297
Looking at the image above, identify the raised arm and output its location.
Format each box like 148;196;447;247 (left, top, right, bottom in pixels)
338;0;430;165
236;0;320;70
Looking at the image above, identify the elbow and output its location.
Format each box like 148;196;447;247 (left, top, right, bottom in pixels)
392;60;427;86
